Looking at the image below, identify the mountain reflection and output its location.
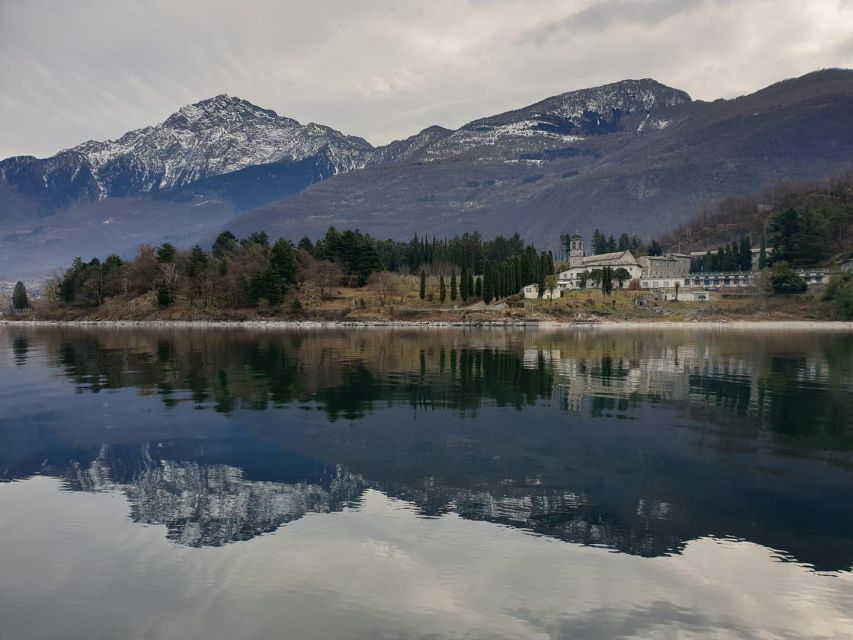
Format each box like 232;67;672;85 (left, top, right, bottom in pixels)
1;326;851;570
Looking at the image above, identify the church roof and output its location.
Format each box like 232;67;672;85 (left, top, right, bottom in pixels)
578;250;639;266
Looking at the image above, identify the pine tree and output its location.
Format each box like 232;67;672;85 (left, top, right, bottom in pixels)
297;236;315;255
450;270;457;301
12;281;29;310
419;270;426;300
270;239;299;289
157;243;176;263
439;275;447;302
187;245;208;280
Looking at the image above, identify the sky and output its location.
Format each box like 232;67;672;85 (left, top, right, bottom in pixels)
2;0;853;159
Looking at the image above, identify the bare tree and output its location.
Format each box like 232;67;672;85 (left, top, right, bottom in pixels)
368;272;404;308
308;260;343;301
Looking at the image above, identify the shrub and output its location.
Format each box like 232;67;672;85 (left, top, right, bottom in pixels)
822;273;853;319
769;262;807;294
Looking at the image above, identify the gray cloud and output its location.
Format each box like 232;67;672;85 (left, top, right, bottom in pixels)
1;0;852;159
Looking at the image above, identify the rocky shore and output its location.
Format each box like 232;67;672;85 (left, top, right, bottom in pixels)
3;319;852;331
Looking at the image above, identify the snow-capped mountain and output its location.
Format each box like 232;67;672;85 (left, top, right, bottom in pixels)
3;69;853;279
0;94;373;207
422;78;691;159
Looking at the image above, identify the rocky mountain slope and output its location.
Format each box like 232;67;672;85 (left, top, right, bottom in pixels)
0;94;373;211
229;69;853;249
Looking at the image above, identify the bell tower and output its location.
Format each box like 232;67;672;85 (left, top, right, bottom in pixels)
569;234;584;268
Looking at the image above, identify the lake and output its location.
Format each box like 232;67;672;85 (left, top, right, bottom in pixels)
1;325;851;639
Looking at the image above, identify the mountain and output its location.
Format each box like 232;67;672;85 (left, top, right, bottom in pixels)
0;94;372;212
3;70;853;278
228;70;853;248
0;95;380;277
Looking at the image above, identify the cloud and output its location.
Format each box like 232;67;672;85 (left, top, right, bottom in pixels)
1;0;852;158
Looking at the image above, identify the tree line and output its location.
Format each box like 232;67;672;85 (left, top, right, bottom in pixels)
662;173;853;267
690;235;756;273
50;226;558;310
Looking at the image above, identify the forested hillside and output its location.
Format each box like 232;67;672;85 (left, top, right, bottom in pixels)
662;173;853;265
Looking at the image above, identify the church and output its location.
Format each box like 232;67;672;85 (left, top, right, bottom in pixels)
557;235;644;290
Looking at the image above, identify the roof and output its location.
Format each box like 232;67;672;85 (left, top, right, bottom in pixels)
578;250;639;266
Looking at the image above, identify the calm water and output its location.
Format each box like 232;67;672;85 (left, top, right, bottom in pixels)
1;325;852;639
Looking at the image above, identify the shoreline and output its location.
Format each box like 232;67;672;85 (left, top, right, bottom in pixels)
2;319;852;331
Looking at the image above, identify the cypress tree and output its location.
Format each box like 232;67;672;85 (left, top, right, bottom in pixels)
450;270;457;301
759;234;767;269
475;276;482;298
460;267;469;300
439;275;447;302
740;236;752;271
419;270;426;300
483;264;493;303
468;269;475;299
12;281;29;310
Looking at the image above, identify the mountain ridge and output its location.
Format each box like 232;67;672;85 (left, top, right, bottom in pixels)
2;69;853;278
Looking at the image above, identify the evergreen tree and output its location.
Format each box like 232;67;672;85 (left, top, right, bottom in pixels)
12;281;29;310
157;243;176;263
269;239;299;290
739;235;752;271
439;275;447;302
450;270;457;301
759;234;767;269
475;276;482;298
537;256;546;299
156;282;175;307
618;233;630;251
419;270;426;300
601;266;614;296
297;236;315;255
212;231;237;258
460;267;469;300
606;235;617;252
244;231;270;247
187;245;209;280
592;229;607;255
467;269;475;300
769;208;801;264
482;264;494;303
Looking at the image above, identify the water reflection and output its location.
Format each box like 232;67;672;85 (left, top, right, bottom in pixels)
0;326;851;572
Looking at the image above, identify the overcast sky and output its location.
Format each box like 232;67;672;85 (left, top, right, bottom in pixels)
2;0;852;159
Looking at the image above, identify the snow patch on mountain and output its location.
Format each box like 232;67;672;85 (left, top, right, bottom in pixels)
67;94;374;197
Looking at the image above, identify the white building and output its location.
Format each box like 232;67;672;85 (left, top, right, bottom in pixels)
638;254;691;278
522;283;561;300
557;235;643;290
